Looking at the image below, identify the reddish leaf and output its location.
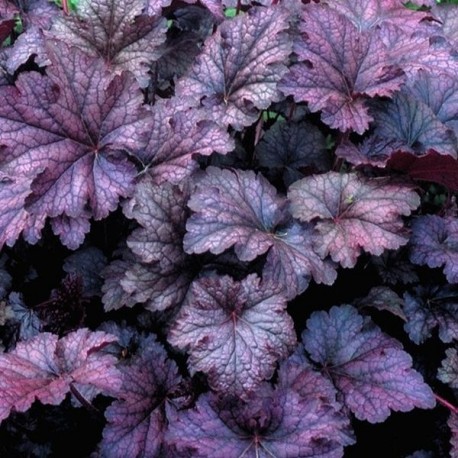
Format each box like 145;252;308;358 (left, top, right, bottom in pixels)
387;151;458;192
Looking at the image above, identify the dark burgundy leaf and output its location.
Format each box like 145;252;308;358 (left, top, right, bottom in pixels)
166;382;354;457
184;167;336;298
280;5;404;134
288;172;420;268
175;5;291;130
0;42;147;248
256;120;330;186
7;292;41;341
0;328;122;423
386;151;458;192
403;285;458;344
370;249;419;286
63;247;107;297
302;305;436;422
169;274;296;396
355;286;407;321
50;0;167;87
410;215;458;283
371;92;457;157
100;336;182;458
437;348;458;389
0;254;11;299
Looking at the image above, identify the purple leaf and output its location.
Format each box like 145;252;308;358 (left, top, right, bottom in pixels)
184;167;336;298
63;247;107;297
288;172;420;268
335;136;404;167
410;215;458;283
355;286;407;321
403;285;458;345
302;305;436;423
0;42;148;248
432;3;458;50
407;69;458;134
101;254;139;312
277;348;341;409
123;175;189;268
370;249;419;286
371;92;458;158
0;254;11;299
0;328;122;423
256;120;330;186
379;22;458;79
4;0;58;73
100;336;182;458
120;261;195;313
50;0;167;87
166;382;354;457
327;0;430;32
7;292;41;341
139;106;234;185
449;413;458;458
437;348;458;389
169;274;296;395
280;5;404;134
175;6;291;130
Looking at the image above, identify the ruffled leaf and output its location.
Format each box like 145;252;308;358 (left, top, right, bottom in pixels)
288;172;420;268
0;328;122;423
169;274;296;396
302;305;436;422
0;42;148;248
410;215;458;283
166;382;354;457
403;285;458;345
184;167;336;298
438;348;458;389
280;5;404;134
50;0;167;87
100;336;182;458
175;6;291;130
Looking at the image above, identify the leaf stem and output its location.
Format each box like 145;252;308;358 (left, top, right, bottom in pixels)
435;393;458;415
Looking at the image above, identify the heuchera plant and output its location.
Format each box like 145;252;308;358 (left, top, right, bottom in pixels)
0;0;457;456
